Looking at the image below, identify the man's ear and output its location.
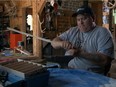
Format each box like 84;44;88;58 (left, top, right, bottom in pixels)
93;22;96;26
90;16;94;22
93;14;96;22
92;18;94;22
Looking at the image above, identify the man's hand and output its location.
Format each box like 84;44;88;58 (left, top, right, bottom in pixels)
65;48;80;56
51;37;74;49
61;41;74;49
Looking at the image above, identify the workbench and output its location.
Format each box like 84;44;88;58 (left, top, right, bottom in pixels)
48;68;116;87
1;60;116;87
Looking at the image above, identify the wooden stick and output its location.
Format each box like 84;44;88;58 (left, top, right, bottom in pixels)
7;27;51;43
15;47;31;56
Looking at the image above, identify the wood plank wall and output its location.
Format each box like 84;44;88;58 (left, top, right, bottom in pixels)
9;0;46;58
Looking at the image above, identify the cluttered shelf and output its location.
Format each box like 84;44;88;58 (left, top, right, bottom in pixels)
0;50;33;65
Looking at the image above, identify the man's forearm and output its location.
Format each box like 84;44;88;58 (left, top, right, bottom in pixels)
51;40;62;49
78;50;109;66
51;37;63;49
51;37;74;50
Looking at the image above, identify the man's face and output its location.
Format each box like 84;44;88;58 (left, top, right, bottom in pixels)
76;14;93;32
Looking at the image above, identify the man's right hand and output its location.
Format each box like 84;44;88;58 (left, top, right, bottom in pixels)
61;41;74;50
51;37;74;49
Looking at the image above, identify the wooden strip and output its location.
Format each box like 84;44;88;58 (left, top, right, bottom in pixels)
7;27;51;43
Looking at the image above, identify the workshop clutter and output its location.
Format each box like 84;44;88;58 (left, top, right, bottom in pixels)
10;34;22;49
0;59;49;87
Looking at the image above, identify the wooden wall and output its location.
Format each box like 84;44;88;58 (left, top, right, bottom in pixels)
90;1;103;26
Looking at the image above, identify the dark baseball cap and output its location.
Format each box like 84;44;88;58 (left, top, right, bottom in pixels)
72;5;94;19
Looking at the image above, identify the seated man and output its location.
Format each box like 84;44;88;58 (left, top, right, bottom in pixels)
51;5;114;75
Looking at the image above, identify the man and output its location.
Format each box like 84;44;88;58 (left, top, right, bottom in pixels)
51;5;114;75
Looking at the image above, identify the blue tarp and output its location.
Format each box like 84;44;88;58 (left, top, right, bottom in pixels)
48;68;116;87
